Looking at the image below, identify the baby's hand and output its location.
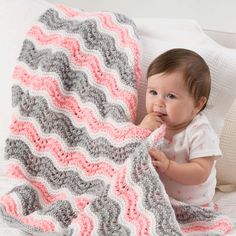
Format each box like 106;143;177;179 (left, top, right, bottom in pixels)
139;113;163;131
149;148;170;173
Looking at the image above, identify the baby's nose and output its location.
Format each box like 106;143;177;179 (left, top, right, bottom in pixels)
153;104;164;113
154;98;165;108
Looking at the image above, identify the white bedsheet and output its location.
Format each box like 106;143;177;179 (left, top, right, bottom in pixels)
0;176;235;235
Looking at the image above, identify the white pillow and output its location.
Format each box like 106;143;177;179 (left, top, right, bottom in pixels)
135;36;236;138
134;17;217;45
217;99;236;189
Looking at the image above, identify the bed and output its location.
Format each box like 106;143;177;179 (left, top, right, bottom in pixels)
0;0;236;235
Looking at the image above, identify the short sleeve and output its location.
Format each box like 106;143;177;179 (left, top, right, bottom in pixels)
188;114;222;160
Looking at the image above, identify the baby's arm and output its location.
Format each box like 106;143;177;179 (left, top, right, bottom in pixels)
149;148;217;185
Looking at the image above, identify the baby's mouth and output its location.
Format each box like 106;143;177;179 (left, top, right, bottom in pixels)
155;111;167;117
153;108;167;117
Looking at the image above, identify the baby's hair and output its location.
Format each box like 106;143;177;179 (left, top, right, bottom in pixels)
147;48;211;111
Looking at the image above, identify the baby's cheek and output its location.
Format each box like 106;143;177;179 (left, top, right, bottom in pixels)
146;104;153;113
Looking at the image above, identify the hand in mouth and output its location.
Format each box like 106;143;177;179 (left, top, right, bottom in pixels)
153;108;167;117
155;111;167;117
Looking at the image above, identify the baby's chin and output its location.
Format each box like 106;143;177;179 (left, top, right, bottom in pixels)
165;121;190;132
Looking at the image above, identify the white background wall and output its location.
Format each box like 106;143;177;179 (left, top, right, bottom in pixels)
47;0;236;33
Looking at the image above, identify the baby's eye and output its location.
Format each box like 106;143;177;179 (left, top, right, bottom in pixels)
149;90;157;95
166;94;176;99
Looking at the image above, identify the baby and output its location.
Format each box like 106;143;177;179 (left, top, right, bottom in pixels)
139;48;222;206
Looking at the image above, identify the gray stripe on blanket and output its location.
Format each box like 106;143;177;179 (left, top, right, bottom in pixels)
9;185;42;215
39;9;136;88
172;203;218;224
114;13;139;39
40;200;77;228
5;139;105;196
12;85;139;162
90;186;130;235
18;40;129;123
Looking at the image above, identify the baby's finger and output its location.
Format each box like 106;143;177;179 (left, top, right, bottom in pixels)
152;160;160;167
152;112;164;121
150;147;161;153
149;148;160;156
149;148;157;157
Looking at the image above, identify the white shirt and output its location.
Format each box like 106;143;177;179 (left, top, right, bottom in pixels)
158;113;222;206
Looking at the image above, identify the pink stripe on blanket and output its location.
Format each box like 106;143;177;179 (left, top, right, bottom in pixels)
21;217;56;233
75;198;90;210
7;164;67;204
0;195;19;217
74;212;94;236
114;167;151;236
13;66;151;140
27;26;137;121
10;118;116;178
74;198;95;235
56;4;80;17
56;4;141;81
182;218;233;234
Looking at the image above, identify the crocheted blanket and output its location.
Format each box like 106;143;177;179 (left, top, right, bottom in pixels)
0;5;233;236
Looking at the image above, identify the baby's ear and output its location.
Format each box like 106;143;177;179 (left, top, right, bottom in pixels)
195;96;207;113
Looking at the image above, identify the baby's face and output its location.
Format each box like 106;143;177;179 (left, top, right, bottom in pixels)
145;71;199;131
